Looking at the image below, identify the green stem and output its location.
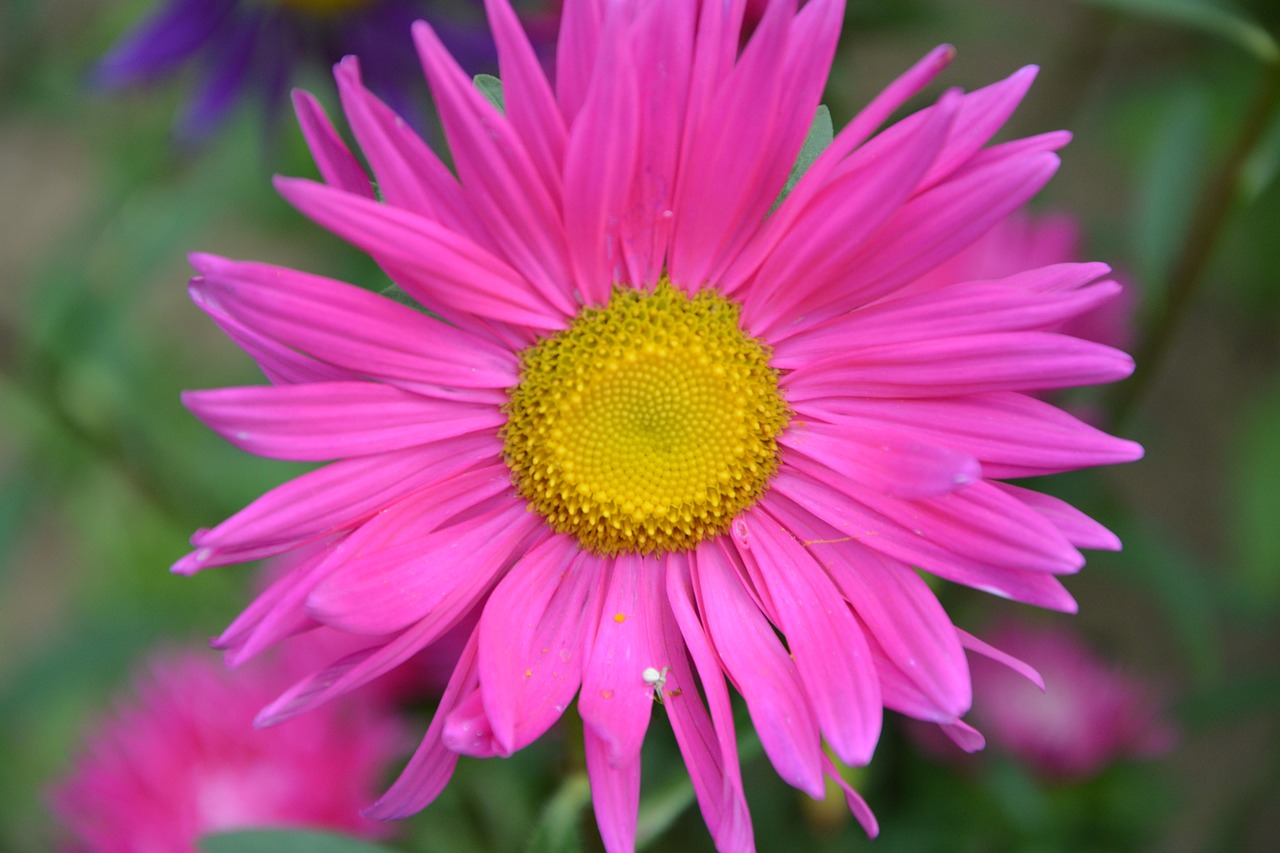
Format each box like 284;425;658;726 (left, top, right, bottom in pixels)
1109;57;1280;425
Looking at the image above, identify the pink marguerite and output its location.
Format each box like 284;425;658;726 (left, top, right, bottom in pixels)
177;0;1143;849
49;650;403;852
968;621;1177;780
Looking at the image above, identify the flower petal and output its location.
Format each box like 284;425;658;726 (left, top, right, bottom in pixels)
183;382;504;461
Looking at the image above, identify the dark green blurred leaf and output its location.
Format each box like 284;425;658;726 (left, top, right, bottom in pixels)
475;74;506;113
636;771;697;851
1229;385;1280;611
198;829;398;853
1132;84;1211;305
527;772;590;853
1080;0;1279;62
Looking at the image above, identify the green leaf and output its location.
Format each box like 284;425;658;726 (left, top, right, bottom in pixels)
635;773;697;851
526;772;591;853
197;829;398;853
777;105;833;208
1079;0;1279;63
475;74;506;113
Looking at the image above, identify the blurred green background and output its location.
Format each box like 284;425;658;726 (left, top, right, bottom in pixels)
2;0;1280;850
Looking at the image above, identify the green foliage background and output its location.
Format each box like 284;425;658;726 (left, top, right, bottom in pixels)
2;0;1280;850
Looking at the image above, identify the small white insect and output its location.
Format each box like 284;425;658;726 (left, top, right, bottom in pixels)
641;666;670;703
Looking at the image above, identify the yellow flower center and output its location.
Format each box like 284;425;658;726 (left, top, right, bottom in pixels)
503;280;789;556
268;0;370;15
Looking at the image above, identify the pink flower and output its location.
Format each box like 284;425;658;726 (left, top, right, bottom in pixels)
49;651;403;852
177;1;1142;849
969;622;1177;780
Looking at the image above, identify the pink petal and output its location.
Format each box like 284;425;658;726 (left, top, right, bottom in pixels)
737;88;960;327
780;420;980;500
561;11;641;302
307;500;540;636
765;151;1064;338
290;89;373;198
762;498;972;719
692;540;824;797
737;508;883;766
782;332;1135;399
187;254;517;399
584;727;641;853
664;553;754;852
183;382;504;461
478;541;601;755
769;469;1080;611
671;0;840;289
821;754;880;839
720;43;956;295
274;178;569;330
940;719;987;753
485;0;567;195
578;553;660;766
958;627;1045;690
772;275;1121;366
364;631;480;819
554;0;604;121
790;392;1143;480
414;21;573;314
175;435;500;573
442;688;503;758
614;0;695;287
333;58;482;237
991;483;1123;550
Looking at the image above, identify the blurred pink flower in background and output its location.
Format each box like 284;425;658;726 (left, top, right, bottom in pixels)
49;650;403;852
969;621;1177;780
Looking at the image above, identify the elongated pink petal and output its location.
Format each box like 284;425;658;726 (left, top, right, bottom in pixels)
275;178;568;330
291;89;373;198
562;12;641;302
183;382;505;461
333;58;482;237
958;627;1045;690
821;754;880;838
781;420;980;500
782;332;1135;400
991;482;1123;550
772;275;1120;366
188;254;518;398
738;88;960;325
554;0;604;120
442;688;503;758
693;541;824;797
175;436;499;573
663;553;754;852
764;151;1064;338
578;553;660;766
364;632;479;819
307;502;540;636
790;392;1143;479
941;720;986;753
584;728;641;853
414;21;574;313
769;470;1080;611
737;508;882;766
479;542;600;754
761;497;972;719
486;0;566;193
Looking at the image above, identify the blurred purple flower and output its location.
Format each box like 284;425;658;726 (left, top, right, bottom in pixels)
969;621;1177;780
93;0;555;141
49;649;404;851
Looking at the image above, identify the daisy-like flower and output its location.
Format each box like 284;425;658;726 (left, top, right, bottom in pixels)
178;0;1143;848
49;651;402;852
94;0;545;140
969;621;1177;780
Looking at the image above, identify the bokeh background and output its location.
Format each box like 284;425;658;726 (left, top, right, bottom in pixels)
2;0;1279;850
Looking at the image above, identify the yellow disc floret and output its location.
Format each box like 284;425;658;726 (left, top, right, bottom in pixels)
503;280;790;556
